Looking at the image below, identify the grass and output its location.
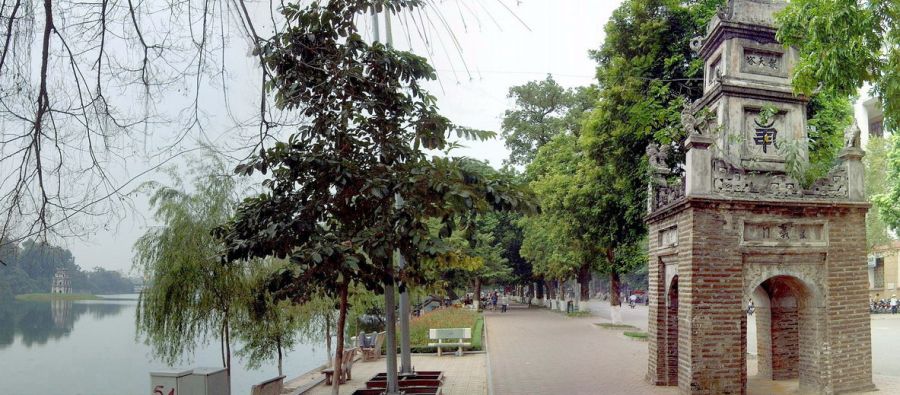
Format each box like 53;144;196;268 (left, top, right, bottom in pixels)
566;310;591;318
15;293;99;301
594;323;640;331
402;308;483;353
623;331;649;340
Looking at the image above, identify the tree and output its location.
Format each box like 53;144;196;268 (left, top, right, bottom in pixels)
777;0;899;131
0;0;524;248
521;134;598;302
579;0;723;320
215;2;534;393
865;137;896;249
134;156;246;381
236;260;303;377
577;0;851;320
0;0;277;242
874;134;900;235
501;75;596;166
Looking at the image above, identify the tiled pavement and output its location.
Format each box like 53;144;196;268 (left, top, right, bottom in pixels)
485;305;675;395
486;303;895;395
298;353;487;395
287;302;897;395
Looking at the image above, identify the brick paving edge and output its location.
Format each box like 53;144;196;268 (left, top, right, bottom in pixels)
483;314;494;395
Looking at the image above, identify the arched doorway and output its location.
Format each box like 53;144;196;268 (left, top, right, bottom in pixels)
747;275;817;389
666;275;679;386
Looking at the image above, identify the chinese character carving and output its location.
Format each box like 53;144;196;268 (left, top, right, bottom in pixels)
753;118;777;153
778;224;790;239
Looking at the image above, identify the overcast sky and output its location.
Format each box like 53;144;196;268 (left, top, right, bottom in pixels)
62;0;623;274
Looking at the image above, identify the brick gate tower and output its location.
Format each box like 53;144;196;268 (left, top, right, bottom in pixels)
645;1;874;394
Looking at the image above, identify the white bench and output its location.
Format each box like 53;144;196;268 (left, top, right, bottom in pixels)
427;328;471;356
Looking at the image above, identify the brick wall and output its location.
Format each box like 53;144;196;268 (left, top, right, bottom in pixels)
647;199;873;394
769;290;799;380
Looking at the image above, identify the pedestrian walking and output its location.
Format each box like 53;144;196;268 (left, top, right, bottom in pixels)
491;291;498;311
501;293;509;313
891;294;897;314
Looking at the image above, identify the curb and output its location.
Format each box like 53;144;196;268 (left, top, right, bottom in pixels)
484;315;494;395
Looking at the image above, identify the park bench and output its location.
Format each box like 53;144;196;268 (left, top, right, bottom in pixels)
359;331;386;362
321;347;357;385
427;328;471;356
250;375;285;395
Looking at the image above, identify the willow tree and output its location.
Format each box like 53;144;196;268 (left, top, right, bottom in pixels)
134;156;245;379
216;1;533;393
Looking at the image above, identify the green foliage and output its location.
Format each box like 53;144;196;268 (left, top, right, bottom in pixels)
782;92;854;188
219;1;535;307
865;137;896;249
405;308;482;352
501;75;597;165
873;134;900;235
778;0;900;131
595;323;639;330
235;260;306;375
0;239;133;298
134;156;247;367
520;135;590;282
623;331;649;340
576;0;724;308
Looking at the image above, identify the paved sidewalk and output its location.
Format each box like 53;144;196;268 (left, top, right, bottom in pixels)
290;353;487;395
490;302;896;395
485;305;674;395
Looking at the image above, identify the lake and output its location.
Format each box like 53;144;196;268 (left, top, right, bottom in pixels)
0;294;328;395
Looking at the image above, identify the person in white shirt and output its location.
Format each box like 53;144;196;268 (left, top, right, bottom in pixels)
891;294;897;314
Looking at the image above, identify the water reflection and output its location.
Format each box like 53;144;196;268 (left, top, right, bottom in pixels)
0;299;125;349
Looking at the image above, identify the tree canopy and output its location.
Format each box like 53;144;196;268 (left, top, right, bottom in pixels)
777;0;899;131
134;156;246;374
873;134;900;235
214;1;534;391
501;75;596;166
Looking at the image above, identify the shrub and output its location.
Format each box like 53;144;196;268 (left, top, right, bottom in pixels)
399;308;483;352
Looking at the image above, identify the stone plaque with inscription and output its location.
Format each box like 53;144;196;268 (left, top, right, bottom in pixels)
741;220;827;247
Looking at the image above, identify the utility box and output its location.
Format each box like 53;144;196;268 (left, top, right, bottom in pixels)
181;367;229;395
150;369;192;395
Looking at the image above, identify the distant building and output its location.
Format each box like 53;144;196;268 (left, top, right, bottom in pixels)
51;268;72;294
858;96;891;147
868;241;900;300
863;98;885;139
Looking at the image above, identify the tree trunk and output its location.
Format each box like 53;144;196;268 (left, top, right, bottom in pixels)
325;311;333;368
474;277;482;310
607;249;621;306
220;322;226;368
224;319;232;387
606;248;622;324
578;263;591;302
277;336;283;377
536;280;544;299
333;283;349;395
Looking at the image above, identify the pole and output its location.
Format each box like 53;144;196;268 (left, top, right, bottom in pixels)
384;272;399;394
384;10;413;376
398;253;412;374
372;10;401;394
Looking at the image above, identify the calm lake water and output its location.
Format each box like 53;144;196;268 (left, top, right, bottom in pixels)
0;294;328;395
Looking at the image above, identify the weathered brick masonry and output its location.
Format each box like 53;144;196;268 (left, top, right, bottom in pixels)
644;2;874;393
647;200;874;394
